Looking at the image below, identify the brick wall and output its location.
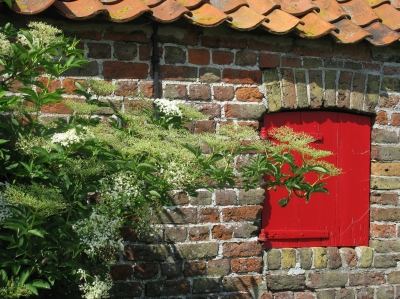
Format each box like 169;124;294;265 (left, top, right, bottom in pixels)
3;14;400;299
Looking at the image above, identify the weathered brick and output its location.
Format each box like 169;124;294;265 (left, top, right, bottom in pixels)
314;247;327;269
167;191;189;206
351;73;366;110
370;223;396;238
282;248;296;269
238;189;264;205
233;222;259;238
164;226;187;243
333;42;371;61
124;245;172;261
387;271;400;284
316;290;335;299
341;248;358;267
372;129;398;143
236;87;263;102
184;260;207;276
295;70;308;108
236;51;257;67
297;291;316;299
371;207;400;221
281;68;297;109
114;42;137;60
357;246;373;268
189;84;211;101
164;46;186;64
212;224;233;240
158;26;200;46
156;207;197;224
188;48;210;65
216;189;237;205
259;53;280;69
307;272;348;288
372;162;400;176
299;248;312;270
134;263;158;279
248;36;294;52
124;99;153;114
111;282;143;298
199;207;220;223
208;259;231;276
224;104;267;119
164;84;187;99
187;102;221;118
294;38;333;58
222;206;262;222
115;80;138;97
193;278;222;294
200;67;221;83
303;58;322;68
364;75;380;112
379;94;400;108
264;69;282;112
189;225;210;241
214;86;234;101
231;257;263;273
159;65;197;81
223;241;263;257
337;71;352;109
88;42;111;59
348;271;385;286
120;226;137;242
391;113;400;126
382;77;400;92
374;254;398;268
266;275;306;291
103;62;148;79
376;286;394;299
275;291;295;299
194;120;216;133
110;265;133;281
140;81;154;98
268;249;281;270
356;287;374;299
41;101;73;114
213;50;234;65
175;243;219;259
223;69;262;85
370;239;400;253
375;110;388;125
336;289;354;299
372;177;400;189
146;279;190;297
282;56;302;68
324;70;337;108
222;275;263;292
202;36;247;49
327;247;342;269
104;29;149;42
160;261;183;279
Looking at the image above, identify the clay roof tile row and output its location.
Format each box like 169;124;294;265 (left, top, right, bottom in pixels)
3;0;400;45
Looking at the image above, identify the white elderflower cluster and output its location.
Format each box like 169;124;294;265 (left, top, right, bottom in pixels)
77;269;112;299
73;211;123;262
51;128;87;147
160;161;196;189
154;98;182;116
0;33;13;57
17;22;62;48
0;183;12;223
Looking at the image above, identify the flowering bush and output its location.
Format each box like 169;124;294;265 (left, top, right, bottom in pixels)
0;21;340;299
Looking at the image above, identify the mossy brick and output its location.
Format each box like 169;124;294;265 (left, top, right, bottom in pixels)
303;58;322;68
111;282;143;298
264;69;282;112
123;245;172;261
316;290;335;299
307;272;348;288
266;275;306;291
324;59;343;68
164;46;186;64
376;286;394;299
63;61;99;76
376;146;400;161
208;259;230;276
348;271;385;286
371;192;398;205
327;247;342;269
336;289;354;299
351;72;366;111
370;240;400;253
356;287;374;299
357;246;373;268
238;189;264;205
324;70;337;107
134;263;158;279
313;247;327;269
93;99;122;115
295;70;308;108
293;38;333;58
224;104;267;120
222;275;263;292
363;75;380;112
382;77;400;92
371;178;400;190
160;261;183;279
387;271;400;284
158;65;197;81
200;67;221;83
164;84;187;99
344;61;363;69
193;278;222;294
248;35;294;53
371;129;398;144
216;189;237;205
337;71;352;108
114;42;137;60
282;248;296;269
174;242;218;259
236;50;257;67
309;70;323;109
184;260;207;276
268;249;281;270
167;191;189;205
373;254;398;268
189;190;212;205
88;42;111;58
281;68;297;109
164;226;187;243
371;44;400;62
155;207;197;224
371;207;400;221
298;248;312;270
233;222;259;238
189;225;210;241
145;279;190;296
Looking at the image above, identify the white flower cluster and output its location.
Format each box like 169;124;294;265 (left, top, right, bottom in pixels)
154;98;182;116
0;33;13;57
160;161;196;189
77;269;112;299
17;22;62;48
73;211;123;262
51;128;86;147
0;183;12;223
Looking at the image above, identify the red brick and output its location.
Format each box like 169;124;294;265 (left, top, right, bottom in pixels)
222;206;262;222
134;263;158;279
62;78;85;95
188;49;210;65
236;51;257;67
231;258;262;273
392;113;400;126
213;50;234;65
236;87;263;102
104;30;149;42
189;84;211;101
186;102;221;118
212;225;233;240
115;80;138;97
41;100;73;114
103;62;148;79
223;69;262;84
282;56;302;68
379;94;400;108
375;110;388;125
371;207;400;222
199;208;220;223
158;65;197;81
348;272;385;286
363;62;381;71
36;78;61;92
341;248;358;267
184;261;206;276
87;43;111;59
110;265;133;281
213;86;234;101
296;291;315;299
222;275;263;291
223;242;263;258
202;36;247;49
333;43;371;62
259;53;280;68
383;65;400;75
194;120;216;133
371;192;399;205
140;82;154;98
238;121;259;130
370;223;396;238
261;293;274;299
119;226;138;242
224;104;266;120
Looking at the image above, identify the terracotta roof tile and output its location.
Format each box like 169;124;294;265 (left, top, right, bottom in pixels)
3;0;400;45
364;21;400;45
295;12;337;38
262;9;302;34
373;3;400;31
331;18;372;43
228;6;266;30
340;0;380;26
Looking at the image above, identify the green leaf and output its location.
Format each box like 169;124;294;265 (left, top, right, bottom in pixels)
137;163;156;173
27;229;46;238
0;139;8;145
3;0;12;8
25;284;38;295
149;190;161;198
310;166;329;174
278;198;289;207
19;268;32;285
32;279;51;289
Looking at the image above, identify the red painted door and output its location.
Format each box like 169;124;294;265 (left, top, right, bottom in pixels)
261;111;370;248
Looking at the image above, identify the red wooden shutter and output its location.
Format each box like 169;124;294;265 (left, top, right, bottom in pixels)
260;111;370;248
